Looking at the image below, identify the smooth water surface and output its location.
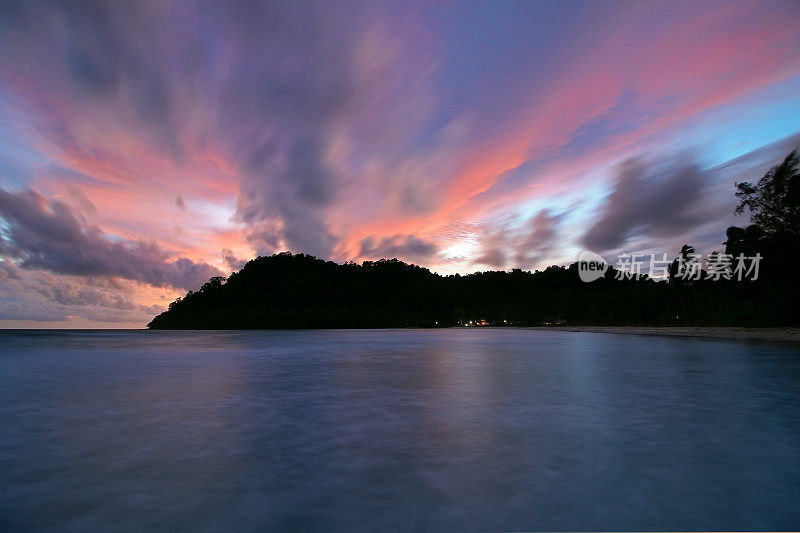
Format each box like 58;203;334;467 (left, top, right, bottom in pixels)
1;329;799;531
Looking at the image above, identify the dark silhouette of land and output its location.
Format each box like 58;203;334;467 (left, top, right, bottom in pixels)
148;150;800;330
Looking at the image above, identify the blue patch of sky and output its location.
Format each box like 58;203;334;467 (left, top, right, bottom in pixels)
668;74;800;170
0;90;53;188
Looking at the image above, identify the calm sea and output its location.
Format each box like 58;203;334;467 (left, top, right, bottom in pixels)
1;329;799;531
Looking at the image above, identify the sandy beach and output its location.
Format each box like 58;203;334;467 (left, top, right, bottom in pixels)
530;326;800;343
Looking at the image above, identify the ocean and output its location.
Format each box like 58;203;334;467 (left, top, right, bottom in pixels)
1;328;799;531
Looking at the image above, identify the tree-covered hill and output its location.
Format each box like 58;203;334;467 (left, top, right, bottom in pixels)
146;252;793;329
148;149;800;330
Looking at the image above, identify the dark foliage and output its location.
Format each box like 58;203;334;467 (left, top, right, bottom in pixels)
735;150;800;237
148;253;797;329
731;150;800;279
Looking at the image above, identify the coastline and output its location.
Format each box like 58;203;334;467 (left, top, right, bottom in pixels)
529;326;800;342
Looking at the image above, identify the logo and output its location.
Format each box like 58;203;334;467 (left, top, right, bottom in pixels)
578;250;608;282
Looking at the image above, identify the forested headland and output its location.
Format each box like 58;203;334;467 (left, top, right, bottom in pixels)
148;151;800;329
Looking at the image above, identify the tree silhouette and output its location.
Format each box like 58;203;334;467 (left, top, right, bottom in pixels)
732;149;800;278
735;150;800;238
669;244;697;283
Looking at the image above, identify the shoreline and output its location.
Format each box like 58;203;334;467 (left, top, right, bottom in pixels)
529;326;800;343
3;327;798;343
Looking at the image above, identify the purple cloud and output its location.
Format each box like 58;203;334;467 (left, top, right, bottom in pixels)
0;187;221;290
359;234;438;264
582;155;707;253
474;210;564;270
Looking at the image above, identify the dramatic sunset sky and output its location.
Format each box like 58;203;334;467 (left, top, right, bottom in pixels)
0;0;799;327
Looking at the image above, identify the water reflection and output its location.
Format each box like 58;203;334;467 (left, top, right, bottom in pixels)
1;329;799;530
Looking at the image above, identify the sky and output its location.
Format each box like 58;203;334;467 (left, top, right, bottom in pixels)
0;0;799;328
